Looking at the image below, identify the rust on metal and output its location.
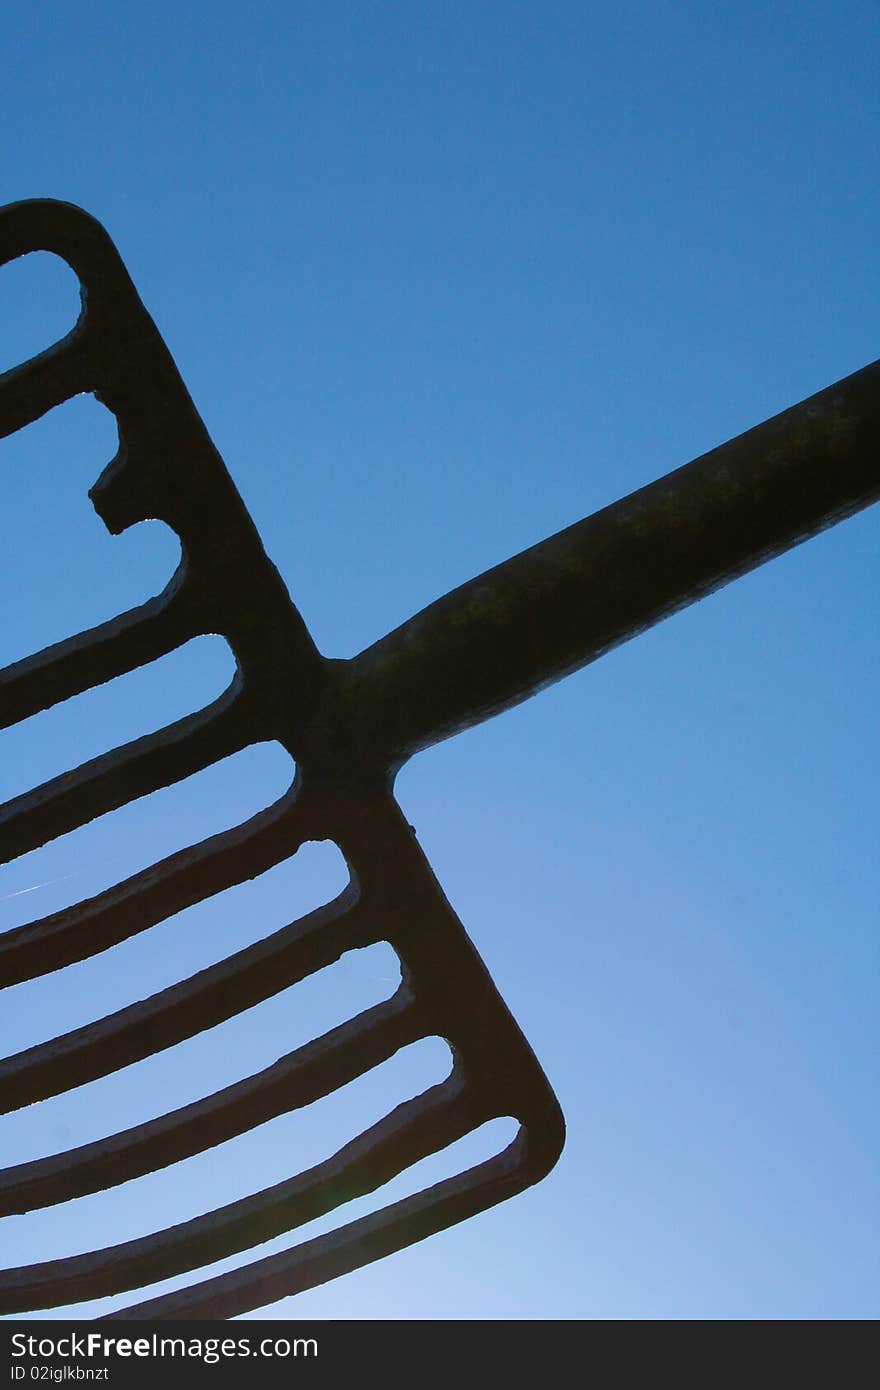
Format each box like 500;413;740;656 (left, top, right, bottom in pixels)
0;199;878;1319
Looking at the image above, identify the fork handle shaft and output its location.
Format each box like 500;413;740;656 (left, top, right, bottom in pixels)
348;357;880;768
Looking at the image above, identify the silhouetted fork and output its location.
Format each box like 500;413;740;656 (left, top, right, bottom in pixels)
1;199;877;1318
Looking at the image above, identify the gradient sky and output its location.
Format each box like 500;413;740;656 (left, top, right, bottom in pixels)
1;2;877;1320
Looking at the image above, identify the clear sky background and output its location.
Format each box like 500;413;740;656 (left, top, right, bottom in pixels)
1;1;877;1320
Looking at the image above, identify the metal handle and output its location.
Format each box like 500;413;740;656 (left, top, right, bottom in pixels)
346;358;880;770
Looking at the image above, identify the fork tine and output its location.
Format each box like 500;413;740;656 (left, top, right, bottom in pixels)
0;792;311;987
0;1073;482;1314
0;682;250;865
0;339;88;438
0;885;373;1112
0;989;420;1216
114;1126;552;1321
0;583;198;730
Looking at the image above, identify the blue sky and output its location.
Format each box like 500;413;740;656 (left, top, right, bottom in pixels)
1;2;877;1319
